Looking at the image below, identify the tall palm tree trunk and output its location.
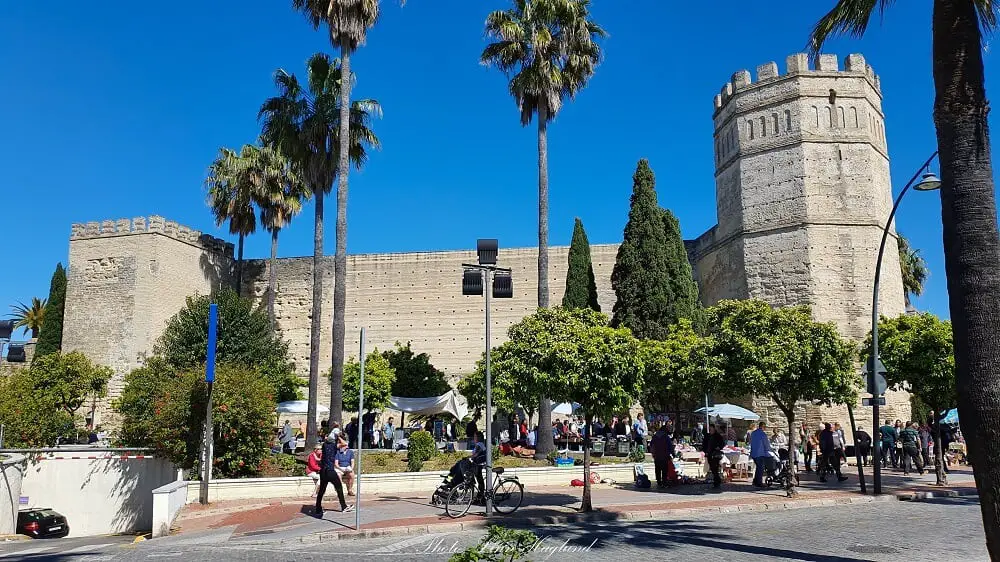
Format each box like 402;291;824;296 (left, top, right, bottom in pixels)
933;0;1000;555
306;190;325;448
534;100;555;459
236;233;245;292
330;43;353;426
268;228;279;331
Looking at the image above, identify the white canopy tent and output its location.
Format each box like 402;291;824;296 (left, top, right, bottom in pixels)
276;400;330;418
388;390;469;421
693;403;760;421
551;402;580;416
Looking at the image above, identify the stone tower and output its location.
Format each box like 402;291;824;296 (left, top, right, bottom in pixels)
689;53;910;427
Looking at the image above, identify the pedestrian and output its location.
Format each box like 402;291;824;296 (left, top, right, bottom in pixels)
306;443;322;497
633;413;649;453
651;424;674;488
770;427;788;450
382;417;395;450
280;420;295;454
750;422;772;488
335;437;357;495
466;417;478;450
855;427;872;466
819;423;848;483
919;422;932;468
314;434;353;517
703;424;726;489
879;419;897;468
899;421;925;475
806;429;820;472
691;422;705;450
346;417;359;449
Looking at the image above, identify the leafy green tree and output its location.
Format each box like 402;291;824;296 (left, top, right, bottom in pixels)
862;313;956;485
708;299;858;496
0;351;108;447
662;208;705;332
562;218;600;311
9;297;46;339
810;3;1000;551
113;357;178;447
544;317;644;511
340;349;396;412
611;160;675;340
897;234;929;309
482;0;606;460
384;342;450;398
34;264;66;359
148;363;275;478
206;146;258;289
155;288;301;402
640;319;722;416
459;345;540;417
259;52;381;443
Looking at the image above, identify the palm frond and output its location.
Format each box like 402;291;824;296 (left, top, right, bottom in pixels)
808;0;893;60
9;297;46;336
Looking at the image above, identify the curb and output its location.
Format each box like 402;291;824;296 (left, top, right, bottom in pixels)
291;488;978;543
0;534;31;542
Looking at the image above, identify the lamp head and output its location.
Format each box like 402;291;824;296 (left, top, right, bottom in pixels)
914;171;942;192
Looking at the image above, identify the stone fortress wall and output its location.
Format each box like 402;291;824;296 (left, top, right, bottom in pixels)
689;52;909;434
60;52;912;437
61;216;234;424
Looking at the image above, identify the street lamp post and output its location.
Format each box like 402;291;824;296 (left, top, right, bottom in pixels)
462;239;513;518
870;152;941;495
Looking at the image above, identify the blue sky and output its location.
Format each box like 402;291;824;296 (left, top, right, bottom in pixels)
0;0;985;337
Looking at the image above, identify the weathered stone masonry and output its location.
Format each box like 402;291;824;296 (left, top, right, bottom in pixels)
62;53;910;432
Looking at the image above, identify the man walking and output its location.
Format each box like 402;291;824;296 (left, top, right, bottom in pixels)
314;433;354;517
749;422;772;488
382;417;395;450
280;420;295;454
633;413;649;453
899;421;925;475
879;419;897;468
651;424;674;488
691;423;704;450
703;424;726;489
819;423;848;483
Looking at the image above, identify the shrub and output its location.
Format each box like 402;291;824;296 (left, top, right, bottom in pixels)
137;363;275;479
367;452;393;467
155;288;301;402
449;525;539;562
628;447;646;463
259;453;305;477
408;430;436;463
407;455;424;473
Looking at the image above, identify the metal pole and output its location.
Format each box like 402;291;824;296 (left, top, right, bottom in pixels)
846;404;867;494
199;303;219;505
484;269;493;518
704;394;710;432
871;150;937;497
1;424;5;449
356;327;366;530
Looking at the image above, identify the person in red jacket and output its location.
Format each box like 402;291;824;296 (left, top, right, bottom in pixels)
306;443;322;497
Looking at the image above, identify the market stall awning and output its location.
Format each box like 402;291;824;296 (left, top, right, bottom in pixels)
693;403;760;421
551;402;580;415
276;400;330;416
389;391;469;420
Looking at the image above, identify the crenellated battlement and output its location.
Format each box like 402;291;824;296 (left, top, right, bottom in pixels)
70;215;235;258
714;53;879;112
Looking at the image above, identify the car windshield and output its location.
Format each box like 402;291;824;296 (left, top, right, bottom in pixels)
21;510;59;520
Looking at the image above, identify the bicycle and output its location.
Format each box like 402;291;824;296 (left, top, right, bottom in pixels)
441;466;524;518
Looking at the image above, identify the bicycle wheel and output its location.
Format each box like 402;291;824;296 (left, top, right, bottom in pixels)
491;478;524;514
445;482;475;518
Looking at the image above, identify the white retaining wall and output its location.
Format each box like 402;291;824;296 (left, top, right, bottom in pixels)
1;454;26;535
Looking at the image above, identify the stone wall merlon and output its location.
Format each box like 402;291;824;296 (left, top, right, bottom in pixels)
714;53;880;111
70;216;234;257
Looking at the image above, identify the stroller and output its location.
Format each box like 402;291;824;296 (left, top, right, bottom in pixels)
431;457;475;506
764;448;798;488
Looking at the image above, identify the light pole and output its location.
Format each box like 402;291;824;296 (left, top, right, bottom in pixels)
462;239;513;517
870;152;941;495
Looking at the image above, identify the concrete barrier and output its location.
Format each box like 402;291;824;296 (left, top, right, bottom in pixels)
9;448;176;537
152;480;189;538
183;461;704;504
1;454;26;535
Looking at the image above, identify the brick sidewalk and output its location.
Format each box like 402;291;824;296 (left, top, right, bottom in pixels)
169;466;977;541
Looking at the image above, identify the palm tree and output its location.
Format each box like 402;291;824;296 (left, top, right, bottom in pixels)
259;53;381;445
9;298;46;338
290;0;385;429
482;0;605;458
206;147;259;290
240;144;309;330
897;234;929;309
810;2;1000;554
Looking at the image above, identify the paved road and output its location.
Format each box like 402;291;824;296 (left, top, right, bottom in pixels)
0;497;987;561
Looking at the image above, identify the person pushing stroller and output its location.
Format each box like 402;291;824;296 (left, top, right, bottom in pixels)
436;431;488;503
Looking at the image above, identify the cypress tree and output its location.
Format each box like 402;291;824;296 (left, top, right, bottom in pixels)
562;218;601;311
661;208;706;332
611;159;675;340
34;263;67;359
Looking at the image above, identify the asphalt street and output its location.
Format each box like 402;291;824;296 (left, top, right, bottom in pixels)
0;496;987;561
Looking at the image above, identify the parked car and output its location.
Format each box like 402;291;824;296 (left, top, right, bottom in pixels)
17;508;69;538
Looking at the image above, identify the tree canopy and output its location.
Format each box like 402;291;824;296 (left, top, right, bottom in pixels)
384;342;451;398
640;319;722;413
341;349;396;412
155;287;301;402
562;218;601;311
662;208;705;332
9;297;46;339
34;263;66;359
